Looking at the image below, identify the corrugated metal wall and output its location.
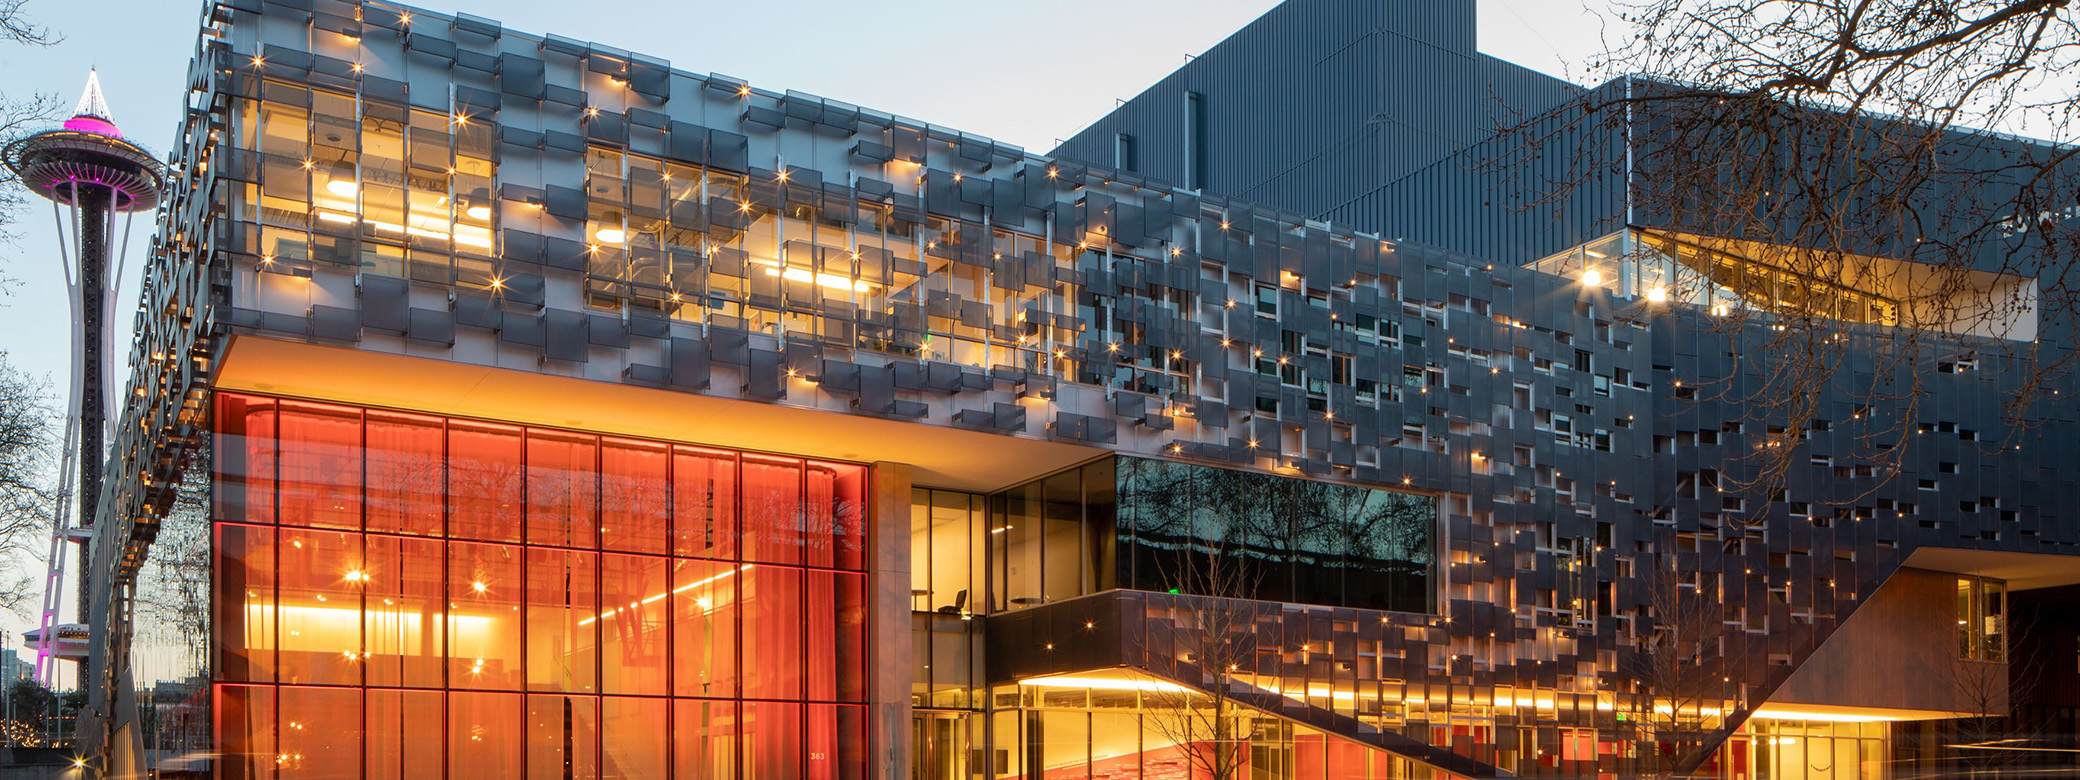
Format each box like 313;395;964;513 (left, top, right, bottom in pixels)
1051;0;1578;259
1340;93;1629;265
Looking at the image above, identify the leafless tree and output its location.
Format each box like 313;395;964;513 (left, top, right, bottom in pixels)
1122;460;1435;780
1941;607;2042;777
0;0;66;616
127;445;211;682
1619;563;1735;778
1947;658;2016;775
1137;564;1260;780
1495;0;2080;509
0;1;52;46
0;0;61;284
0;352;56;616
1122;459;1273;780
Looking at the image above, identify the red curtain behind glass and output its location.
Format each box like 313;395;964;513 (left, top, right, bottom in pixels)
367;688;443;780
364;534;444;688
366;410;443;536
449;421;522;543
527;430;599;549
741;457;803;566
215;394;276;525
276;401;361;530
602;438;670;555
211;392;873;780
672;447;737;560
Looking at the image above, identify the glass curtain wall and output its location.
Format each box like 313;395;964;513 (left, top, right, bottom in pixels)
239;79;498;287
1955;576;2008;662
1710;720;1889;780
575;141;1086;381
909;488;986;709
989;678;1430;780
212;392;870;780
990;456;1434;614
1527;230;1902;326
988;459;1117;613
909;489;987;780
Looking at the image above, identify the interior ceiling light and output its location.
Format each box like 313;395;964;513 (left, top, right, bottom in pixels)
1017;675;1192;693
761;265;873;293
465;205;491;221
594;227;627;244
324;179;357;196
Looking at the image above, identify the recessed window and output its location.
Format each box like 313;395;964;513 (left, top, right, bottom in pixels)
1255;285;1279;316
1957;575;2007;662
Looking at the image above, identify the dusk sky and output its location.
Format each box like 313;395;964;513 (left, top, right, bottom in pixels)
0;0;1609;680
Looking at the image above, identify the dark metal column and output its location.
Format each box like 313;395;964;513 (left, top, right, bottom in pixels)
74;183;111;627
76;183;109;531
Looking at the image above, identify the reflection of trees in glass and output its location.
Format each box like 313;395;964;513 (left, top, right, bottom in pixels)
737;459;798;564
1115;456;1433;612
365;415;445;534
448;424;523;541
807;462;868;569
1297;481;1433;612
126;442;213;759
599;440;674;562
1115;457;1263;780
1110;455;1438;780
526;432;597;548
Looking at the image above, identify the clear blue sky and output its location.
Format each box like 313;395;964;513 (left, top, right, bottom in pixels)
0;0;1608;685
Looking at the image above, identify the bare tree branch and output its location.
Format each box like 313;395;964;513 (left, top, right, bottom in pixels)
0;0;63;288
0;351;57;616
1622;562;1737;778
0;0;53;47
1493;0;2080;515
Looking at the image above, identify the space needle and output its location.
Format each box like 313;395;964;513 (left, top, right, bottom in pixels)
3;70;163;684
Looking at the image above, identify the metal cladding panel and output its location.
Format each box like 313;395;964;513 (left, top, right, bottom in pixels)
1341;120;1627;266
1052;0;1575;229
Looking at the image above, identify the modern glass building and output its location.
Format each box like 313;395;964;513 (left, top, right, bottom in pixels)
65;1;2080;779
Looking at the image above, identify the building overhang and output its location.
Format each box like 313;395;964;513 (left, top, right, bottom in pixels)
215;335;1104;492
1749;702;1979;723
1769;566;2017;718
1903;546;2080;591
